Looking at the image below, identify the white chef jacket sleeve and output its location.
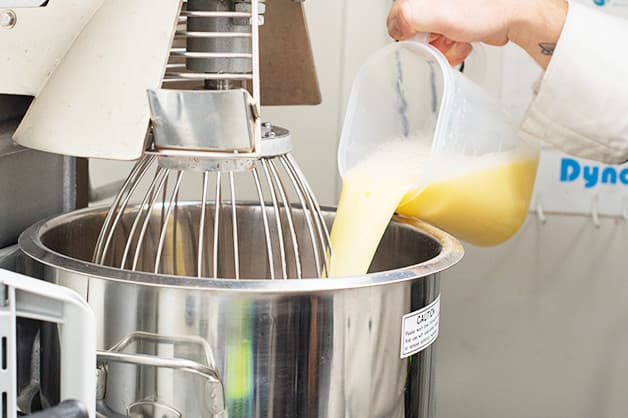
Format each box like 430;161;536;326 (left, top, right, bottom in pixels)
519;1;628;164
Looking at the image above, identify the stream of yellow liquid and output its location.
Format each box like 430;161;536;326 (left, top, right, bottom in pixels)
328;141;539;278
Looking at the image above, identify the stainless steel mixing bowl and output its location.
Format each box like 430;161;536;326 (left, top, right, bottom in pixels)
17;204;463;418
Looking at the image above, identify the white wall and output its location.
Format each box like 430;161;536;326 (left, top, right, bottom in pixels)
438;214;628;418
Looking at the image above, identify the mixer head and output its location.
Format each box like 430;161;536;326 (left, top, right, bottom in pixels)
9;0;321;159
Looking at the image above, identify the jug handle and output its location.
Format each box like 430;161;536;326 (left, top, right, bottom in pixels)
409;33;430;44
408;32;487;77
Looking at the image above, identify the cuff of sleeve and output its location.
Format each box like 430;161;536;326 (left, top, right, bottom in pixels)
518;1;628;164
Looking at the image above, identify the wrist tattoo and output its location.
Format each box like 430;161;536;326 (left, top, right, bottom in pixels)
539;42;556;56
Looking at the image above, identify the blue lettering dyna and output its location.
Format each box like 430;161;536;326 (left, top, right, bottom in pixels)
560;158;628;188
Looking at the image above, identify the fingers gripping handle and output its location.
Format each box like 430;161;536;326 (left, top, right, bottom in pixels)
0;269;96;418
408;32;486;76
410;32;430;44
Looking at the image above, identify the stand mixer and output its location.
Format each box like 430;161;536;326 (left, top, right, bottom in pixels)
0;1;464;417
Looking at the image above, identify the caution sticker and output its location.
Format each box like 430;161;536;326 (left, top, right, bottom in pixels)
400;296;440;358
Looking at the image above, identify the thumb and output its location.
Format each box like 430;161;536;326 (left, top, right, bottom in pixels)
387;0;430;40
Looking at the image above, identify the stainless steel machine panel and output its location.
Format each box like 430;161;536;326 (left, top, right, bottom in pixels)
0;95;75;248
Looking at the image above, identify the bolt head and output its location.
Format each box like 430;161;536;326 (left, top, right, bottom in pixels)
0;10;16;29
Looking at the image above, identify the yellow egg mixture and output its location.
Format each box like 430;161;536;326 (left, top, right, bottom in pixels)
328;140;538;277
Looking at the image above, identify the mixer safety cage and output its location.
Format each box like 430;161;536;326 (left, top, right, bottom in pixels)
0;0;463;417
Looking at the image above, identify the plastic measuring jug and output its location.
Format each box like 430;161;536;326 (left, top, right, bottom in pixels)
337;39;540;246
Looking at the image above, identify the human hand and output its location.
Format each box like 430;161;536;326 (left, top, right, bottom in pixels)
387;0;568;69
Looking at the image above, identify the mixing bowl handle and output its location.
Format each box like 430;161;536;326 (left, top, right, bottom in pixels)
96;351;222;383
0;269;96;418
96;350;225;416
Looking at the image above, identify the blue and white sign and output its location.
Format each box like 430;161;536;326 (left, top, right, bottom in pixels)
532;149;628;217
560;157;628;188
576;0;628;18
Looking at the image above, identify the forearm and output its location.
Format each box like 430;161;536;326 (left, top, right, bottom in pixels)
519;1;628;164
387;0;628;163
508;0;568;69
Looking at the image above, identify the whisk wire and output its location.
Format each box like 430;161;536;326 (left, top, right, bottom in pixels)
278;155;322;277
93;156;155;263
198;172;209;278
132;168;170;271
98;156;156;264
229;172;240;280
120;168;168;269
268;159;302;279
286;154;333;271
212;172;222;279
154;171;184;273
252;167;276;280
261;160;287;279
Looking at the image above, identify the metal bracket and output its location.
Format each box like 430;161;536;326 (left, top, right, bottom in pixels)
147;123;293;172
147;88;259;157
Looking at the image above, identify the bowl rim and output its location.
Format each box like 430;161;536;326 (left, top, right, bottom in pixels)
18;204;464;294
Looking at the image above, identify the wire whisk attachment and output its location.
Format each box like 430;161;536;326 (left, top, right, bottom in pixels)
93;151;332;280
